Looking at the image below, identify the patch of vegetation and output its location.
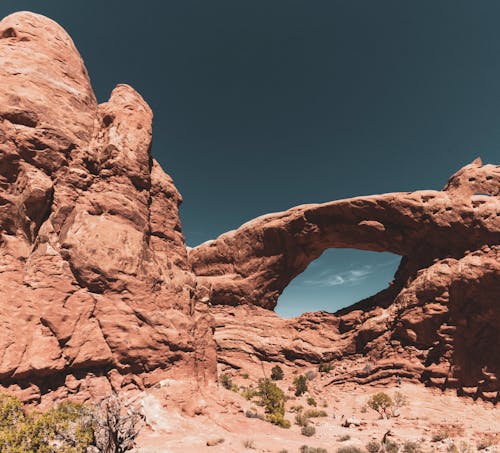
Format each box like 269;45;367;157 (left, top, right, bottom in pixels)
318;362;334;373
295;412;310;427
242;372;249;379
243;439;256;449
0;393;143;452
402;440;423;452
300;447;328;453
338;434;351;442
257;378;290;428
301;424;316;437
365;440;380;453
294;375;308;396
241;386;259;401
303;409;327;418
385;440;399;453
336;447;363;453
220;373;233;390
307;397;317;407
290;404;303;413
431;430;449;442
305;370;317;381
367;392;393;418
271;365;284;381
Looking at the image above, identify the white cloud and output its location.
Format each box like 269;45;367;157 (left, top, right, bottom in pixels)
304;258;399;287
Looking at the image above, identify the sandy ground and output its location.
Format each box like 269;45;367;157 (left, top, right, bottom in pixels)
133;371;499;453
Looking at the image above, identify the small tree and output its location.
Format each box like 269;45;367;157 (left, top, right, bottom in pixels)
367;392;393;418
220;373;233;390
293;375;308;397
271;365;284;381
318;362;333;373
257;379;290;428
93;395;144;453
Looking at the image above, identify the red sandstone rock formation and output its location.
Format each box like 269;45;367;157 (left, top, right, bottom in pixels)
191;160;499;401
0;12;215;405
0;11;498;406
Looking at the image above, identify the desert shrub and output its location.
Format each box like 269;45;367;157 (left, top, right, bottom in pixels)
366;440;380;453
402;440;422;452
338;434;350;441
278;450;289;453
0;393;143;453
0;396;95;453
304;409;327;418
301;424;316;437
220;373;233;390
242;386;259;400
447;444;459;453
271;365;284;381
336;447;363;453
307;397;317;407
300;447;328;453
93;395;144;452
305;370;317;381
290;404;303;413
257;378;290;428
243;439;256;449
242;372;249;379
384;440;399;453
294;375;308;396
367;392;393;418
295;412;310;427
393;392;408;408
431;430;448;442
318;362;333;373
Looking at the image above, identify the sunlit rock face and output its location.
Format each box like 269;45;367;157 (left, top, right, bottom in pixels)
0;12;215;405
0;11;498;405
191;159;500;401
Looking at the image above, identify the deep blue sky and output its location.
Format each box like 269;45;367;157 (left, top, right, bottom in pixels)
2;1;499;316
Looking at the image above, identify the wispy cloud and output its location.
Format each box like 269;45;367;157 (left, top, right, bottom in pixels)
303;258;399;288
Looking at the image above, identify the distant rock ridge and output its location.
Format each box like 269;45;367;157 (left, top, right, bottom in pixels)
0;11;498;405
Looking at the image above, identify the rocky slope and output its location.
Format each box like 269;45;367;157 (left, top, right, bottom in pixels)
0;11;498;406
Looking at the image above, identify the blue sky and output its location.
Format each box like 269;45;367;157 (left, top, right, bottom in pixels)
1;1;499;316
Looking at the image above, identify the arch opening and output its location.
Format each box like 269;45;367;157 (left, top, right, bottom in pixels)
275;248;401;318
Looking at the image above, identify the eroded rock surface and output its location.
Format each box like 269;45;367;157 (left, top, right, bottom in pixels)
192;160;500;401
0;12;215;405
0;11;498;406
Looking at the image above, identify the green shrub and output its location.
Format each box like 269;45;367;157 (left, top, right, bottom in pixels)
366;440;380;453
243;439;256;449
220;373;233;390
300;447;328;453
307;397;317;407
403;440;423;452
304;409;327;418
242;386;259;400
271;365;284;381
294;375;308;396
242;372;249;379
257;378;290;428
290;404;303;413
337;447;363;453
431;431;448;442
385;440;399;453
295;412;310;427
367;392;393;418
339;434;350;442
0;396;95;453
318;362;333;373
301;424;316;437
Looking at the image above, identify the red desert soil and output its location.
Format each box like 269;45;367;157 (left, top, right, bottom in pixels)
133;370;499;452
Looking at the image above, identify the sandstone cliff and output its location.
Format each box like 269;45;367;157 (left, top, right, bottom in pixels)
0;11;498;406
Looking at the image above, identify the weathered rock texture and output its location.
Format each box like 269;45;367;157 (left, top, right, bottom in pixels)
0;12;215;405
0;11;498;405
191;159;500;401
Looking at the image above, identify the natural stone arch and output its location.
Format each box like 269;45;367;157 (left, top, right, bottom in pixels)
190;159;500;310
